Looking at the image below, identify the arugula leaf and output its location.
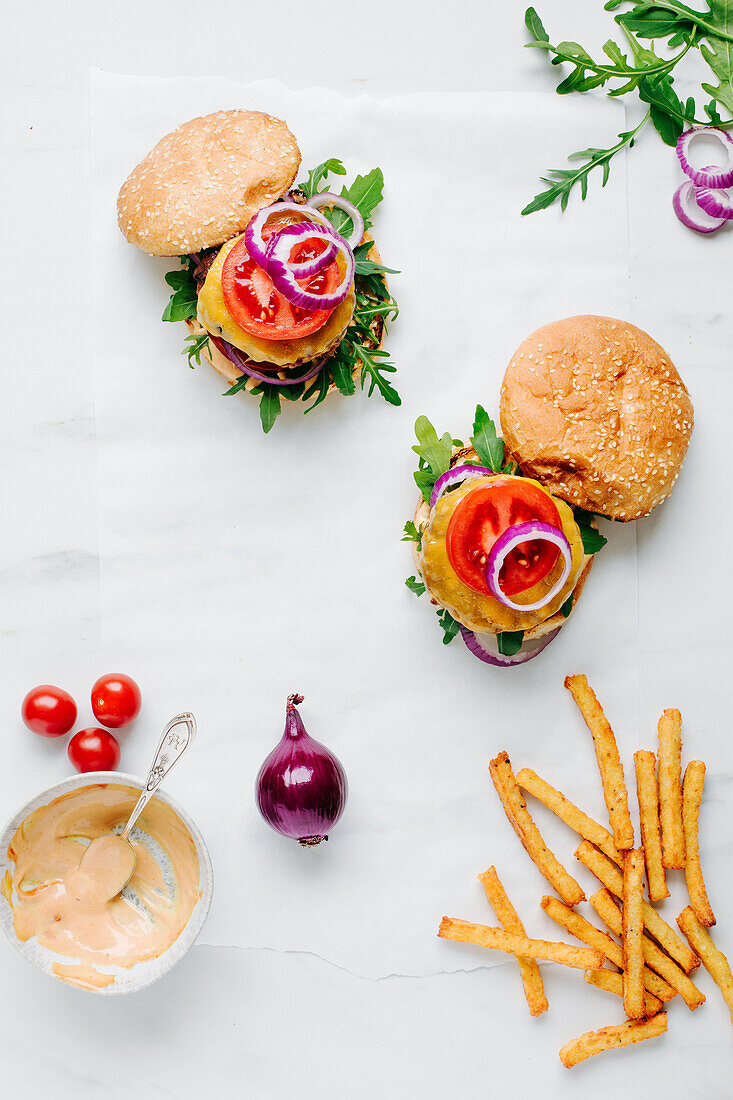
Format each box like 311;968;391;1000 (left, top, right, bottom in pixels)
326;168;385;236
412;416;454;479
414;468;437;504
254;385;282;434
183;332;209;368
402;521;424;546
497;630;525;656
331;355;356;397
560;594;574;618
470;405;506;470
405;575;426;597
701;0;733;114
573;507;609;554
299;158;347;198
162;258;198;322
522;114;649;214
437;608;460;645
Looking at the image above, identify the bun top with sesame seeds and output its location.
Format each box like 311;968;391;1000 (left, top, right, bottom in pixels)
117;110;301;256
499;315;693;521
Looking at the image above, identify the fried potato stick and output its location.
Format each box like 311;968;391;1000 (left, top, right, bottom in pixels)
489;752;585;907
678;906;733;1024
584;968;662;1016
622;849;645;1019
437;918;604;969
542;895;674;1003
564;675;634;850
478;868;548;1017
682;761;715;927
576;840;699;973
633;750;669;902
658;708;685;869
559;1013;667;1069
590;889;704;1011
516;767;621;865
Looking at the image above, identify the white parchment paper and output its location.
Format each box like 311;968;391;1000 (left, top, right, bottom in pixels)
91;72;636;978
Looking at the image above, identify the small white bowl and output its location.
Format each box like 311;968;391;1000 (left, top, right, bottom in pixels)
0;771;213;995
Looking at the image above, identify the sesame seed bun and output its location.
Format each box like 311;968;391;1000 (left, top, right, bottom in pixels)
117;110;301;256
500;316;693;521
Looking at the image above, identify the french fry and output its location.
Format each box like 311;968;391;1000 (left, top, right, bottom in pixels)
542;894;674;1003
516;767;621;864
682;761;715;927
478;867;548;1017
575;840;699;973
437;917;605;969
622;850;645;1019
677;906;733;1024
590;889;704;1011
489;752;585;907
584;968;662;1016
633;750;669;902
564;675;634;850
658;708;685;869
559;1013;667;1069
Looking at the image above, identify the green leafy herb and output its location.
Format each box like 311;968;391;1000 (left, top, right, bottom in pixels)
411;416;454;502
573;507;609;553
183;332;210;368
437;608;460;645
523;1;732;214
405;575;426;597
497;630;525;656
162;258;198;322
253;384;282;434
560;594;574;618
300;158;347;199
521;114;649;214
402;521;424;546
471;405;508;471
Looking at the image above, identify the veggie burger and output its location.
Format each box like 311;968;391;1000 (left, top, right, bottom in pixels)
117;110;399;431
406;315;693;667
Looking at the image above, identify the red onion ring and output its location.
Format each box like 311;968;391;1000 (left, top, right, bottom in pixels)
245;202;333;271
676;127;733;189
430;464;495;508
209;334;327;387
695;181;733;221
305;192;365;250
486;521;572;612
264;221;339;278
673;179;728;234
266;225;355;312
459;624;561;667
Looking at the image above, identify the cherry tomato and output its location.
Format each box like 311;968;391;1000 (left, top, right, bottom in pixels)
91;673;141;729
446;477;562;597
21;685;77;738
221;230;338;340
68;727;121;773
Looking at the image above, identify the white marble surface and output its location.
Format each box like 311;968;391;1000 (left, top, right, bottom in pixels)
2;2;732;1096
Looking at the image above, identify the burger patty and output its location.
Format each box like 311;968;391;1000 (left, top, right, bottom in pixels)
193;250;219;293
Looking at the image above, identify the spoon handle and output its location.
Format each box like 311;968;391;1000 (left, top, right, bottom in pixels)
122;713;197;839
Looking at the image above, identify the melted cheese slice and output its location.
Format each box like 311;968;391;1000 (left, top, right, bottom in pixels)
418;476;585;633
198;234;355;366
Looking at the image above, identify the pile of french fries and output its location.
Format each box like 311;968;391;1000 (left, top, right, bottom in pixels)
438;674;733;1068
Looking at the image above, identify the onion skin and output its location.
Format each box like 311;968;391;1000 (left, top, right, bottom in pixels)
255;694;348;846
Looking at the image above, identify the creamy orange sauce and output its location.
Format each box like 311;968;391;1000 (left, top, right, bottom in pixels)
6;784;200;989
52;961;116;990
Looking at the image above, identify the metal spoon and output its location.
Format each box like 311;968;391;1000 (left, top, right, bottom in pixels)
72;713;196;905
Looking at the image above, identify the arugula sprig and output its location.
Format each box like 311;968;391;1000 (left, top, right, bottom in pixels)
523;2;732;214
162;257;198;322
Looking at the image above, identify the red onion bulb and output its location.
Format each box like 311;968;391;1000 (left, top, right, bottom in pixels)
255;694;348;846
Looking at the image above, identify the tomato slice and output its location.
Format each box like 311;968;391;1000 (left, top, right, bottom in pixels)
446;477;562;597
221;226;338;340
